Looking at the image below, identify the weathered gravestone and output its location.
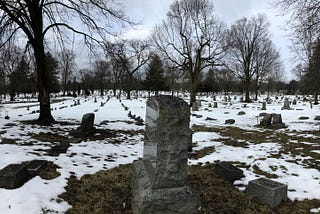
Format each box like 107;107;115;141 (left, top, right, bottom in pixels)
225;119;235;124
214;162;244;183
131;95;200;214
70;113;96;137
260;113;286;129
261;101;267;110
192;101;199;111
292;99;297;105
0;164;28;189
247;178;287;209
213;102;218;108
281;98;291;110
81;113;95;132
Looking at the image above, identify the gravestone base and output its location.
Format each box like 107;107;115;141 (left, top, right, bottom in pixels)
132;160;200;214
247;178;287;209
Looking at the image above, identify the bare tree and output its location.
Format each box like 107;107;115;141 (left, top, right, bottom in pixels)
0;45;22;101
303;39;320;104
226;14;279;102
59;49;76;96
275;0;320;103
151;0;227;105
93;59;110;96
106;39;149;99
275;0;320;61
0;1;130;123
252;39;283;100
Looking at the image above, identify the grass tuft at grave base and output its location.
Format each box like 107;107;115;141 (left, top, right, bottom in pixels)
59;163;320;214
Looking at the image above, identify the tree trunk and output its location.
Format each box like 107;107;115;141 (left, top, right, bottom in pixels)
33;40;55;124
255;89;258;101
245;80;251;103
314;90;319;105
190;86;197;106
126;89;131;99
189;72;199;106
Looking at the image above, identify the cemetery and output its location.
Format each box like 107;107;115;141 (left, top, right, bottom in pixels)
0;93;319;213
0;0;320;213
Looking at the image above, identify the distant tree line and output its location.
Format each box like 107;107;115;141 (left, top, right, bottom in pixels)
0;43;293;102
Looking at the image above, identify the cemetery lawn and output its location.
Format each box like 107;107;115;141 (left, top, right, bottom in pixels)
0;94;320;213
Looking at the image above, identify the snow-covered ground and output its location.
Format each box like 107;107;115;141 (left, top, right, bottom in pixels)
0;93;319;213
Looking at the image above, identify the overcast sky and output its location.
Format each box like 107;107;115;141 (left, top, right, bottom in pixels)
116;0;294;80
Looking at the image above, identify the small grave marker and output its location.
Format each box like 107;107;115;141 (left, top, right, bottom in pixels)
214;162;244;183
247;178;287;209
0;164;28;189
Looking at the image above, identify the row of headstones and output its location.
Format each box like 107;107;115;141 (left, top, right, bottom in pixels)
119;100;144;126
131;95;288;213
194;96;317;111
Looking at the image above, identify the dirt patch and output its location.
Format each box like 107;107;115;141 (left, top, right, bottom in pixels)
30;132;68;143
59;163;320;213
190;146;215;159
39;161;61;180
1;138;18;145
60;164;132;214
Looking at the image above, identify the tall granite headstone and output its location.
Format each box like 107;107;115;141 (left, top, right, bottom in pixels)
132;95;200;214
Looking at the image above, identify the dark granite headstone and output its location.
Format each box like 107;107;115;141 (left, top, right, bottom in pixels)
271;114;282;124
247;178;287;208
260;113;285;129
132;95;200;214
292;99;297;105
281;98;291;110
70;113;96;137
192;102;199;111
0;164;28;189
261;101;267;110
214;162;244;183
238;111;246;115
80;113;95;133
225;119;235;124
49;142;71;156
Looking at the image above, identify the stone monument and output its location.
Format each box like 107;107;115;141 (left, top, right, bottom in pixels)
261;101;267;110
281;98;291;110
131;95;200;214
70;113;96;137
260;113;286;129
